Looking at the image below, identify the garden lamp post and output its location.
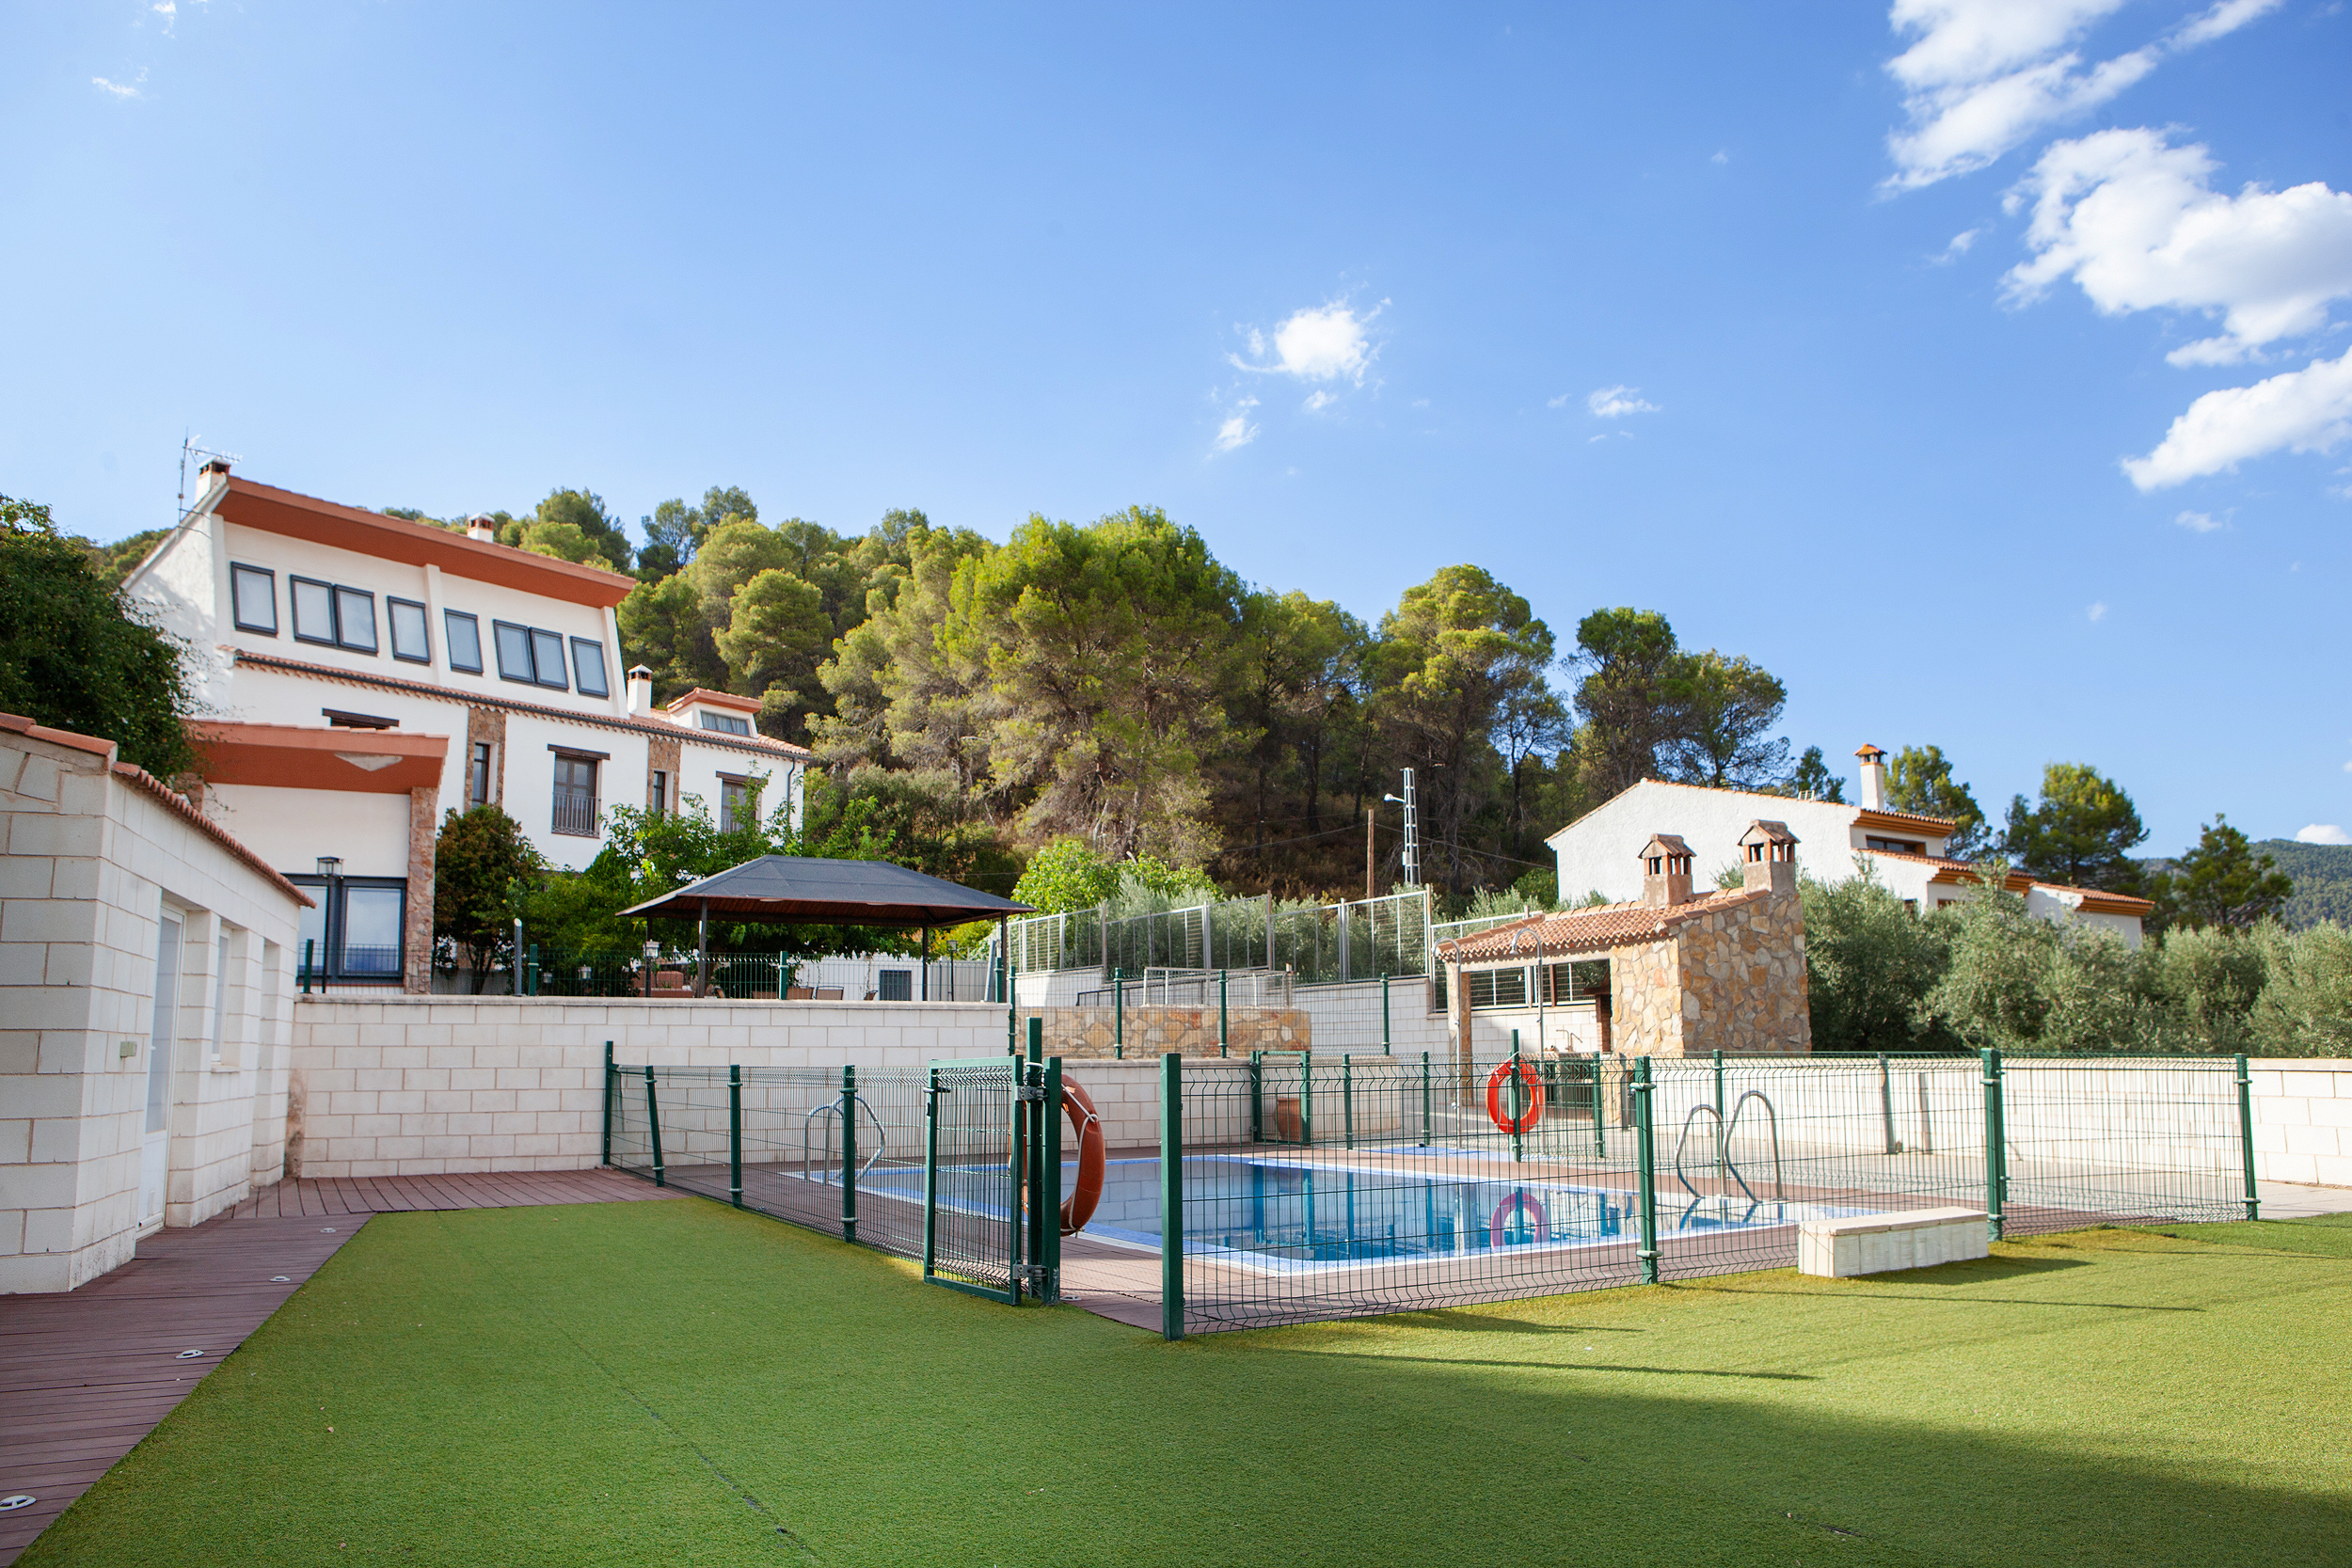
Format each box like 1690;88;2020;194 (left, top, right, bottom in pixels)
643;938;660;1001
314;856;341;990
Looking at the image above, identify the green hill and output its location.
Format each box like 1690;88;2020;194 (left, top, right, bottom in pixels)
2254;838;2352;928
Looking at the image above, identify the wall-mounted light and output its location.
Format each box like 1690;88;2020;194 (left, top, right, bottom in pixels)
316;855;342;879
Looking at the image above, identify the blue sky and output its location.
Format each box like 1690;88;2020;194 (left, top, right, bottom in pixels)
6;2;2349;852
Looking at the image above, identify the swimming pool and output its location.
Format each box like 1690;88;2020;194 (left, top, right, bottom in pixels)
861;1156;1870;1275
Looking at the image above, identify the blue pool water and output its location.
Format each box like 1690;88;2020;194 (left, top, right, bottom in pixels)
860;1156;1868;1275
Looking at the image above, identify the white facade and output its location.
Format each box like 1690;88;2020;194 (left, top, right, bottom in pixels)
0;717;307;1292
121;467;811;990
1547;775;2147;944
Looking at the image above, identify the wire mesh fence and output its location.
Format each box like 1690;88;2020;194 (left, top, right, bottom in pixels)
1004;890;1432;984
605;1042;2259;1342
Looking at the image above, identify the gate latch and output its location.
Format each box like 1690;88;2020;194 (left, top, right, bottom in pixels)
1013;1264;1056;1293
1013;1083;1046;1102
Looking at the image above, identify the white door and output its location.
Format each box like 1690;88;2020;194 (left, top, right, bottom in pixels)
138;915;181;1229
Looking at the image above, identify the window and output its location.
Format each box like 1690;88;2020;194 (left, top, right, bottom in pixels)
648;769;668;816
230;563;277;635
571;637;609;697
469;742;495;806
287;876;406;983
876;969;914;1002
493;620;571;689
324;708;397;730
446;610;484;673
699;710;752;736
388;597;431;664
552;754;600;837
1866;836;1927;856
289;577;379;653
1467;968;1529;1010
720;775;759;834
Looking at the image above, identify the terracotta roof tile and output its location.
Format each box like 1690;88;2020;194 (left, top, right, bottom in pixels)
1439;888;1768;962
1861;847;2153;913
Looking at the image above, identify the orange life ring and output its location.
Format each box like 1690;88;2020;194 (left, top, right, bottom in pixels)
1059;1079;1106;1237
1486;1061;1546;1134
1490;1188;1550;1248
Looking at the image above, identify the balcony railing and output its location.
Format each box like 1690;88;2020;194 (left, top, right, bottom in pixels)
551;788;601;837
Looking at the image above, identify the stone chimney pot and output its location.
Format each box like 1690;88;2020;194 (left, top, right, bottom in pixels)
1854;744;1887;811
1638;832;1695;908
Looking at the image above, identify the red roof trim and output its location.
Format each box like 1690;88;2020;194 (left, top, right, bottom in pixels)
1439;888;1770;961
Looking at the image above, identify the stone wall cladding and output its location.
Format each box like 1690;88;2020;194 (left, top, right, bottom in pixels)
465;705;505;805
1020;1006;1310;1059
646;733;680;815
404;785;437;995
1602;890;1809;1056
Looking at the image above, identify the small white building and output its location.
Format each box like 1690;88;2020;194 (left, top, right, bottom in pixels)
1;714;308;1292
121;464;811;990
1547;746;2149;944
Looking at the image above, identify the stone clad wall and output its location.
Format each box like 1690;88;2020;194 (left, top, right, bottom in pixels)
1022;1006;1309;1059
1676;889;1810;1054
1607;890;1810;1056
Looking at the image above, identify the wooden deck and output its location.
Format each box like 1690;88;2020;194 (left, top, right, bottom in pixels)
0;1170;677;1564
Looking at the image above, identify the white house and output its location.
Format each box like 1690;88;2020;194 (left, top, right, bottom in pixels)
1547;746;2150;944
121;463;810;991
1;713;307;1292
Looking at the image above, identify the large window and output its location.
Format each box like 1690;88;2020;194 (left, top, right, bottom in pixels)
493;620;571;690
289;577;378;654
445;610;485;673
699;710;752;736
388;597;432;664
230;563;277;635
571;638;610;698
289;876;406;983
719;774;760;834
551;753;601;837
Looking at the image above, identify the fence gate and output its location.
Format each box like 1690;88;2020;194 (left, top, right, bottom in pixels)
922;1058;1025;1303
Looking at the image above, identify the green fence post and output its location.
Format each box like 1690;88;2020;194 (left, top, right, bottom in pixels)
841;1065;859;1244
1980;1048;2005;1243
301;937;314;996
1043;1050;1064;1304
643;1065;664;1187
1879;1053;1899;1155
1115;971;1125;1060
921;1067;941;1278
2235;1053;2260;1221
1420;1051;1432;1148
1632;1056;1658;1284
1343;1054;1355;1150
1381;975;1391;1054
1509;1031;1525;1164
1592;1055;1606;1160
1160;1051;1184;1340
1025;1022;1046;1298
1301;1052;1313;1147
1249;1050;1263;1144
1218;970;1229;1057
1712;1049;1728;1185
728;1064;744;1208
600;1041;613;1165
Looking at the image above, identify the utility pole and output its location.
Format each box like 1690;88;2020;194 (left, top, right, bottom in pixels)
1383;768;1420;889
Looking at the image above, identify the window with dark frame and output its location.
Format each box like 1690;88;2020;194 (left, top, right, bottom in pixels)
286;875;406;982
492;620;574;690
230;563;277;635
551;753;600;837
388;597;431;664
288;576;380;654
469;742;495;806
571;637;609;697
698;710;752;736
445;610;485;673
648;769;668;816
719;775;759;834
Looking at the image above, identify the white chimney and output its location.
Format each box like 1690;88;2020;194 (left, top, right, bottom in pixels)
1855;744;1888;811
466;514;497;543
626;665;654;717
199;457;231;487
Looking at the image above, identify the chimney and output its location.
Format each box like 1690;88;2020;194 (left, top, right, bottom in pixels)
1855;744;1887;811
1739;820;1800;897
1637;833;1695;908
466;514;498;544
626;664;654;717
198;457;231;490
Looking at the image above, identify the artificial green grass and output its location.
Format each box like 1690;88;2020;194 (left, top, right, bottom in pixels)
24;1202;2350;1567
2145;1209;2352;1259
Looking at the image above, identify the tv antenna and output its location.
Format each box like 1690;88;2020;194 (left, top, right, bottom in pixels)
176;433;244;523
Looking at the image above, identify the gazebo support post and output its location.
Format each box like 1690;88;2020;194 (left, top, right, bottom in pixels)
695;900;709;998
920;927;930;1001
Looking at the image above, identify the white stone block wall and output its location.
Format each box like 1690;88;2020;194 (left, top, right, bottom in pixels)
2247;1060;2352;1188
2;723;305;1293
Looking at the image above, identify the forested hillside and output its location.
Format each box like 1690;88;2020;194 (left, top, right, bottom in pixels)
2253;840;2352;928
395;486;1828;901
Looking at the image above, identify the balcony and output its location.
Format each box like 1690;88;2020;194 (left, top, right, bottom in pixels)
551;787;601;837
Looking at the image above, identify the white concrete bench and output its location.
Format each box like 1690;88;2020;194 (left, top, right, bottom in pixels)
1798;1207;1988;1277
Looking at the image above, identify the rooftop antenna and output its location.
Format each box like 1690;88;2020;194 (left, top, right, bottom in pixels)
176;433;244;523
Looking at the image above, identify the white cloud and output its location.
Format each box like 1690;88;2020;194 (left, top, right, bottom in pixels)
1934;226;1987;262
1302;389;1335;413
2297;823;2352;845
1711;150;1729;166
91;72;144;99
1586;386;1661;419
1231;300;1383;384
2087;600;2107;621
2174;509;2224;531
1880;0;2279;191
2003;129;2352;365
2123;345;2352;489
1211;397;1259;455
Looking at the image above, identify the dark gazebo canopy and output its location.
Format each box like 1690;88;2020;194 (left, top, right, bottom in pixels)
619;855;1033;930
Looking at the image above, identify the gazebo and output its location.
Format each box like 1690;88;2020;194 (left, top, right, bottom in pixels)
617;855;1034;999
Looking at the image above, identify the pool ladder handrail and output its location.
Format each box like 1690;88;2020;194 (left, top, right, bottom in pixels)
803;1097;886;1184
1672;1089;1787;1210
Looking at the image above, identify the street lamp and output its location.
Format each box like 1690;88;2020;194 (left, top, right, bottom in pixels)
643;938;660;1001
313;857;342;989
